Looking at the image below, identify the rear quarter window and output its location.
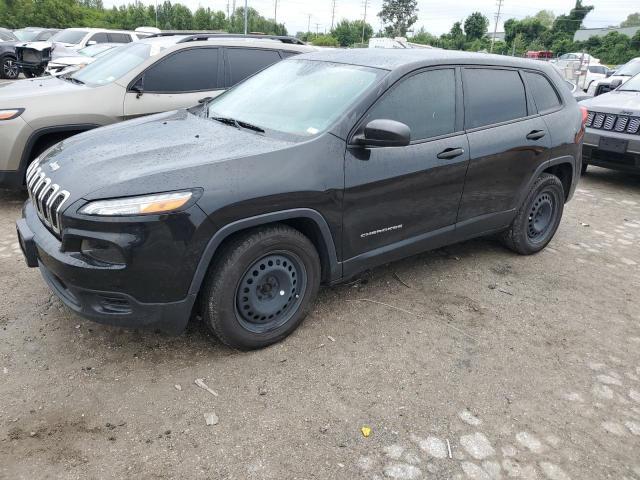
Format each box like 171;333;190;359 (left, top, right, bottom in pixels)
463;68;527;129
524;71;562;113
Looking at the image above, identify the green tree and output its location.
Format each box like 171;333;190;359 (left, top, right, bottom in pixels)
620;12;640;27
463;11;489;41
531;10;555;28
410;26;437;46
311;34;339;47
331;18;373;46
378;0;418;37
553;0;593;36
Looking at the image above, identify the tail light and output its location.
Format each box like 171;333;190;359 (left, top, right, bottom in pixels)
575;106;588;143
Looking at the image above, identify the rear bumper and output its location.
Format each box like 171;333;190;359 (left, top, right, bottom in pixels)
17;202;197;334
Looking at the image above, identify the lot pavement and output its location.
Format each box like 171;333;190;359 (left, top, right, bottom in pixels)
1;167;639;479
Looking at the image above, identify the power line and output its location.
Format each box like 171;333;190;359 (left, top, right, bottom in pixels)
491;0;503;53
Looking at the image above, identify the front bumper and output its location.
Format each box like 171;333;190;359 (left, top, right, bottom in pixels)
583;128;640;173
16;201;207;334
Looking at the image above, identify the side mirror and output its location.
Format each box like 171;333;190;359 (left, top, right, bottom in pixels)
131;77;144;98
605;70;613;77
610;79;623;90
354;119;411;148
86;40;97;46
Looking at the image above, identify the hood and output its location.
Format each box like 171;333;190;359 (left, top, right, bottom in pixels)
49;55;93;66
35;109;297;202
16;41;52;52
0;75;83;101
580;90;640;116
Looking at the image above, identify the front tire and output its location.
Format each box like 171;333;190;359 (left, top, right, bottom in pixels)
500;173;565;255
201;225;321;350
0;56;19;80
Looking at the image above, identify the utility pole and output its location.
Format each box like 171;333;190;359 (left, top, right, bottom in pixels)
274;0;278;26
361;0;369;44
155;0;158;28
307;14;311;36
226;0;230;20
490;0;504;53
244;0;248;35
330;0;337;31
315;23;321;37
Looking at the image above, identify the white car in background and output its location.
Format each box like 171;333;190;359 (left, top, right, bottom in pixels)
45;43;121;76
578;64;610;91
586;57;640;96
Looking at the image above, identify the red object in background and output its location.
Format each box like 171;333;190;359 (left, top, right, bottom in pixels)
525;51;553;60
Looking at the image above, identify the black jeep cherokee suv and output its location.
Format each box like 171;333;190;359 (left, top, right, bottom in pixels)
17;49;585;350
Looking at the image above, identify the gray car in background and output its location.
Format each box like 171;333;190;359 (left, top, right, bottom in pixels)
580;73;640;174
0;35;316;188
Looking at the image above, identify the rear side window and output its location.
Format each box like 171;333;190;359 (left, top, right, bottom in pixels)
108;33;132;43
365;69;456;141
89;32;109;44
463;68;527;128
143;48;220;93
227;48;281;85
524;71;561;113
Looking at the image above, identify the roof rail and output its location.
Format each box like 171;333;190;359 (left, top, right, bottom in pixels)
172;33;306;45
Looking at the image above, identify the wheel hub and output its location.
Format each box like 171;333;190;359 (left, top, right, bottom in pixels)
236;253;304;327
527;192;554;240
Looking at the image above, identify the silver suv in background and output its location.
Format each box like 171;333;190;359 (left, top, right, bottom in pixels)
580;73;640;174
0;35;316;188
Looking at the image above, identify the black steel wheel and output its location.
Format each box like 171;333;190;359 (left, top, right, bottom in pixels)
201;225;320;350
0;56;19;80
235;252;307;334
501;173;565;255
526;191;555;243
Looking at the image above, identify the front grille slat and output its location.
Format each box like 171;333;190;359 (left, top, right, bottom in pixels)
588;111;640;136
25;161;70;237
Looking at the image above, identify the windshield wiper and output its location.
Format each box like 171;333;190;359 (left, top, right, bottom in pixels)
62;76;84;85
210;116;264;133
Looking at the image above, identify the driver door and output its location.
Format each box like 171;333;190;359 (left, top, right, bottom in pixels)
342;68;469;270
123;47;224;119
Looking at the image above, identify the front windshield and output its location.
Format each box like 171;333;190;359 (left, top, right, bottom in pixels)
14;30;39;41
51;30;87;45
78;44;116;57
618;73;640;92
71;42;161;86
616;60;640;77
207;59;385;136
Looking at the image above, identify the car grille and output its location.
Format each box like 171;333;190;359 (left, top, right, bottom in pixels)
25;160;70;236
586;111;640;135
19;48;50;64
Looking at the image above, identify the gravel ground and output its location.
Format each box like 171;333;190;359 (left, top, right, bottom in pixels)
1;166;639;480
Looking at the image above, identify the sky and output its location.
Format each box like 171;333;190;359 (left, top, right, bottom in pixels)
103;0;639;37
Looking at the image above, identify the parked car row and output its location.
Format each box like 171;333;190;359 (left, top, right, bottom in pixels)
0;26;155;79
0;34;316;188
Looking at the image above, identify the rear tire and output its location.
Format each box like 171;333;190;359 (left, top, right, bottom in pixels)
500;173;564;255
0;56;19;80
201;225;321;350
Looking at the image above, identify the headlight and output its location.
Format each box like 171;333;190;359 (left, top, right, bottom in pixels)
79;191;194;216
0;108;24;121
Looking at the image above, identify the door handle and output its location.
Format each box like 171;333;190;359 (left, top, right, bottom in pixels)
526;130;546;140
437;147;465;160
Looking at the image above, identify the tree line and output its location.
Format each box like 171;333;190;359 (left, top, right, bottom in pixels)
0;0;286;35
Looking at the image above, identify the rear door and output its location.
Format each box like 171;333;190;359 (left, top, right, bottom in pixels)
123;47;223;118
224;47;283;88
343;67;469;262
457;67;551;222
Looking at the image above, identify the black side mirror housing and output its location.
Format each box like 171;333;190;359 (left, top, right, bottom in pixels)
131;77;144;98
355;119;411;148
610;78;623;90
